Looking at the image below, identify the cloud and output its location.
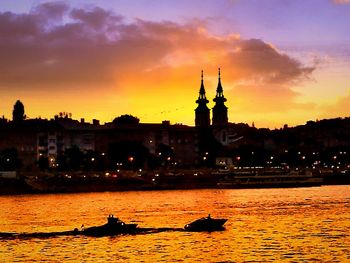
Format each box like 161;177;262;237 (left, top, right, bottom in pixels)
32;1;69;21
70;6;123;30
222;39;314;84
332;0;350;4
0;2;315;119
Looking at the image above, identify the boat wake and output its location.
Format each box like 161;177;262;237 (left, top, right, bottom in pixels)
0;215;227;239
0;228;184;239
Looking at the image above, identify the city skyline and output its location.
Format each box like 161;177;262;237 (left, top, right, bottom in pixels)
0;0;349;128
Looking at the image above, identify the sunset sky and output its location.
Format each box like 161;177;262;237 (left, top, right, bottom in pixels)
0;0;349;128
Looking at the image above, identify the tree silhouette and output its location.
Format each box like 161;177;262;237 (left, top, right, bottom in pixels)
12;100;26;123
113;114;140;125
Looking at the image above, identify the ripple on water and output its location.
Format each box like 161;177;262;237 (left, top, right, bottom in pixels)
0;186;350;262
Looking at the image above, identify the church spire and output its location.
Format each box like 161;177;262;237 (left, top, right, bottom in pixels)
198;70;207;101
212;67;228;126
215;68;225;98
195;70;210;127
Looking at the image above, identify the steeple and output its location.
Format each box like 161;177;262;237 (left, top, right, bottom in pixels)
197;70;208;101
214;68;226;101
212;68;228;126
195;70;210;127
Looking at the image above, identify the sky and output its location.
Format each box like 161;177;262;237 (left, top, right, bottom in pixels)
0;0;349;128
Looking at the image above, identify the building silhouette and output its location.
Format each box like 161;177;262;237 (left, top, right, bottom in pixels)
0;69;233;171
195;68;232;146
195;71;210;127
195;68;229;128
212;68;228;126
2;69;350;174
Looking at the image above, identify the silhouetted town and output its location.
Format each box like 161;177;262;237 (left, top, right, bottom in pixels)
1;69;350;193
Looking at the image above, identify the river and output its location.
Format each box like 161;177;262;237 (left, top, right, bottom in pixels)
1;186;349;262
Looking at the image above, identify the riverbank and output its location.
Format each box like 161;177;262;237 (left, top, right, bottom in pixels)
1;169;350;195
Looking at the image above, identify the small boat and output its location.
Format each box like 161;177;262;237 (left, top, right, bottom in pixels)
82;215;138;236
184;215;227;232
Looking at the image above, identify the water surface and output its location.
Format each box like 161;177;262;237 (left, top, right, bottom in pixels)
1;186;349;262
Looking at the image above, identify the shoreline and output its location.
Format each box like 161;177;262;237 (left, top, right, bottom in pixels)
1;170;350;195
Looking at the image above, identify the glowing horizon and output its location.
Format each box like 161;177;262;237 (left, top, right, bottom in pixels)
0;0;349;128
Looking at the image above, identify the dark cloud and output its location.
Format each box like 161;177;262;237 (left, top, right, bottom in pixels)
232;39;314;84
0;12;40;38
70;6;123;30
32;1;69;21
0;3;175;85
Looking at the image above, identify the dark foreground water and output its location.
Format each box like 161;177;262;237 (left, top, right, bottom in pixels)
0;186;349;262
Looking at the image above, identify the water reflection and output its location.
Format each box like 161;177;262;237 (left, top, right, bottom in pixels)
0;186;350;262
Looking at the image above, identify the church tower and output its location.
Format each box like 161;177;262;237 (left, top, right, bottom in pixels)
212;68;228;126
195;70;210;127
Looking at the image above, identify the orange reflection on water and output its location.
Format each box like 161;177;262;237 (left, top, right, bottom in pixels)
1;186;350;262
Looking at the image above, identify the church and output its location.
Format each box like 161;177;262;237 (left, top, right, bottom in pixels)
195;68;228;127
195;68;236;146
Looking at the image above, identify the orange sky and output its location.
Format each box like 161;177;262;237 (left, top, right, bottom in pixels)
0;1;349;128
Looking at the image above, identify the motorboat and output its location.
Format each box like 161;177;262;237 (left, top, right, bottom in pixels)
184;215;227;232
1;215;229;238
82;215;138;236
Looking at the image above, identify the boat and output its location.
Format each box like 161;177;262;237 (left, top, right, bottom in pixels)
217;171;323;189
184;215;228;231
82;215;138;236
